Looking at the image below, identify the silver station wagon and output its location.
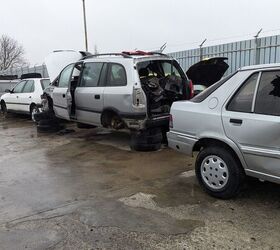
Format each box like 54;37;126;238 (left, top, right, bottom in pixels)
38;50;192;151
168;63;280;198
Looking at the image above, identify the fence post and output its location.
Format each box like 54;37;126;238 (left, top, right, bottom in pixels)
199;39;207;61
254;29;262;65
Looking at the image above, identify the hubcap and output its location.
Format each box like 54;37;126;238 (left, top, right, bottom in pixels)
31;107;39;122
200;155;229;190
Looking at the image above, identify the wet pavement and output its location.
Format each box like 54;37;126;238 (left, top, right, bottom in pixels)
0;113;280;249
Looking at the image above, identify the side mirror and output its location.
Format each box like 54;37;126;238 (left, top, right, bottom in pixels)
5;89;11;93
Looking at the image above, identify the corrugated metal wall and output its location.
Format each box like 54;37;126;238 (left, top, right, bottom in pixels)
168;35;280;75
1;34;280;77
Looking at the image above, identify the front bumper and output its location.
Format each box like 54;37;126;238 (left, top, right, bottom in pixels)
167;131;198;156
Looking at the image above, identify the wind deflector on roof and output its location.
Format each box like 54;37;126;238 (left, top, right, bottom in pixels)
21;73;42;79
186;57;229;87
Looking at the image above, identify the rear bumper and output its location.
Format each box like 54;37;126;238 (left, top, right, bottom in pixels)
125;115;170;130
145;115;169;129
167;131;198;156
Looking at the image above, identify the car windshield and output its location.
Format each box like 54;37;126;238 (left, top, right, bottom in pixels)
40;79;51;90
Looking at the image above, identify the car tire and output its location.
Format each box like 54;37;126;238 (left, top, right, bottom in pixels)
130;128;162;151
30;104;39;122
195;146;245;199
37;119;61;133
1;100;7;115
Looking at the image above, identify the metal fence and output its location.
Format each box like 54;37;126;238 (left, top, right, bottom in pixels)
1;34;280;78
168;34;280;75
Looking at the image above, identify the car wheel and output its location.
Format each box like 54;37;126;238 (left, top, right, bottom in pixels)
130;128;162;151
195;146;245;199
30;104;39;122
1;100;7;115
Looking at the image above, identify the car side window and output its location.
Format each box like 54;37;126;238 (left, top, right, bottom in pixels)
58;64;74;88
255;71;280;116
80;62;103;87
22;80;35;93
227;73;258;113
107;63;127;87
13;80;26;93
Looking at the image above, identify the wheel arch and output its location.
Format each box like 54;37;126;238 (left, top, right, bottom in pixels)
193;137;247;170
101;107;122;127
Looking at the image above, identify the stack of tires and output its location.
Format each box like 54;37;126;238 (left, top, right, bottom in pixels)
130;128;162;151
34;112;62;133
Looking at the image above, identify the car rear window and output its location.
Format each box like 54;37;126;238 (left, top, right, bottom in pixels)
41;79;51;90
191;72;236;103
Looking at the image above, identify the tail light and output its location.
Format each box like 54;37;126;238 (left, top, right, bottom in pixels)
133;88;146;108
169;114;173;128
189;80;194;99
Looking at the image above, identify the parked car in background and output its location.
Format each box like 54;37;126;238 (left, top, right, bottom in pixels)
0;73;50;121
38;50;193;151
168;63;280;199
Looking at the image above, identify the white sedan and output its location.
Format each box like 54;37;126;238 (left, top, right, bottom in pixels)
0;78;50;121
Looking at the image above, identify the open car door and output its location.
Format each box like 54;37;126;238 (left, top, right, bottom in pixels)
44;50;90;120
52;64;75;120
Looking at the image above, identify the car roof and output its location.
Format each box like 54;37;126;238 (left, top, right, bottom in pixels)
82;53;174;63
19;78;49;81
239;63;280;71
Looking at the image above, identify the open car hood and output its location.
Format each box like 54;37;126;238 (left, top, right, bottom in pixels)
44;50;90;83
186;57;229;87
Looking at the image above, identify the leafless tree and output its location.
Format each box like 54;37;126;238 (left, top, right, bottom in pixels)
0;35;28;71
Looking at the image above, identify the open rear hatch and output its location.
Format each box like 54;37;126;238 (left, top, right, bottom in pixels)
186;57;229;87
44;50;91;83
137;59;189;117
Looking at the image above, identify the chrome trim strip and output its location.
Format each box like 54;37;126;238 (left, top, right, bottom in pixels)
169;131;198;141
241;145;280;159
245;169;280;181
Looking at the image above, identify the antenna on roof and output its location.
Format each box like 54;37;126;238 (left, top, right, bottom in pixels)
150;42;167;53
160;42;167;52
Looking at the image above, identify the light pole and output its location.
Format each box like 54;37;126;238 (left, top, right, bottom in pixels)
82;0;88;51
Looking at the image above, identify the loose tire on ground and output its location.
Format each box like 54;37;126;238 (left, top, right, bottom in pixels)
37;119;62;133
195;146;245;199
130;128;162;152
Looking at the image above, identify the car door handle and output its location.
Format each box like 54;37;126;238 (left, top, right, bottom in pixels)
94;95;100;100
62;94;66;98
230;118;243;125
